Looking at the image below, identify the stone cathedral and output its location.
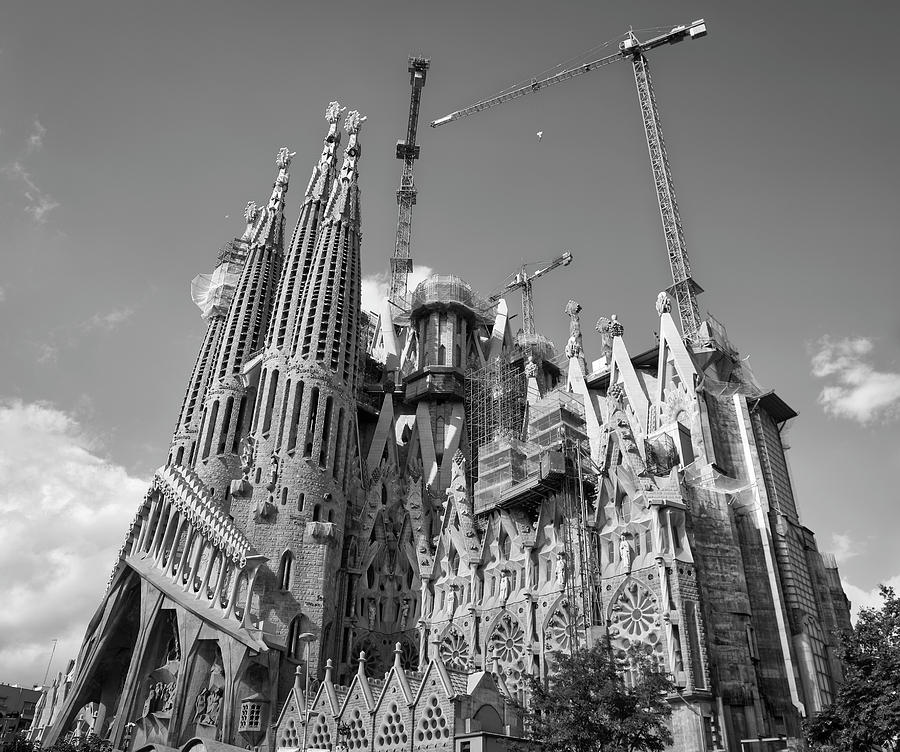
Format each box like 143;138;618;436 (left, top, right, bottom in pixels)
35;102;851;752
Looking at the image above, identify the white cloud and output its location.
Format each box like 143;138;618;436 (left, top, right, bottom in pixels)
27;119;47;153
829;532;860;564
0;399;147;685
841;573;900;623
0;285;5;302
811;336;900;423
2;160;59;224
81;306;136;333
360;264;433;314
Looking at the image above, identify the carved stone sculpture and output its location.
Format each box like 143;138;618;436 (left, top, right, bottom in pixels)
266;454;279;492
619;533;632;574
194;688;208;723
240;436;255;482
555;551;568;588
204;688;222;726
656;291;671;317
499;569;511;606
367;598;377;631
241;201;260;241
399;599;410;631
564;300;584;360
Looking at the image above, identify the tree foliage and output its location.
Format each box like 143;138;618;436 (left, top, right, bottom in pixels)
1;733;111;752
805;585;900;752
522;641;674;752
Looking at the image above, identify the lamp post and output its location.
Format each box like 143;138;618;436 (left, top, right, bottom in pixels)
297;632;315;752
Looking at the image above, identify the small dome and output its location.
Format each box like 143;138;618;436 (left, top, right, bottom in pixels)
410;274;491;319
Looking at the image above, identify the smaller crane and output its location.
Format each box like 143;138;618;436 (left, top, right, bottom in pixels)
489;251;573;336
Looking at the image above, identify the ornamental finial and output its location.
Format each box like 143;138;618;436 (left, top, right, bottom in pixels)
344;110;367;135
275;147;296;171
655;291;671;317
241;201;260;241
325;101;345;124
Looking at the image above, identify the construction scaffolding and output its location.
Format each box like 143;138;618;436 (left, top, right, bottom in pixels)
464;356;527;485
467;385;602;650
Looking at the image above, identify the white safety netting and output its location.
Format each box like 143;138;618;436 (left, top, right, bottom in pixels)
190;264;241;319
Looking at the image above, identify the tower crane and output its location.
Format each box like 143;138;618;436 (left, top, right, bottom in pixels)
389;56;430;307
488;251;573;337
431;20;708;342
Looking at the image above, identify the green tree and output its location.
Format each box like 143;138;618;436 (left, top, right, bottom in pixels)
1;733;112;752
522;641;674;752
805;586;900;751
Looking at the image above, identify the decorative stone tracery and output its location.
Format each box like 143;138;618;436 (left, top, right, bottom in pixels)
438;628;469;672
490;613;527;695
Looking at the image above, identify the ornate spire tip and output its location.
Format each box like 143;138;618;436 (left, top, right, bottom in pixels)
325;101;345;124
276;147;296;170
344;110;367;135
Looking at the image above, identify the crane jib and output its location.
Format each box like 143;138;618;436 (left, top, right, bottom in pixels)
427;19;708;343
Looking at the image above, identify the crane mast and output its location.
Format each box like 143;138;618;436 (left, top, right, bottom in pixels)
389;56;430;307
624;35;703;341
431;20;707;342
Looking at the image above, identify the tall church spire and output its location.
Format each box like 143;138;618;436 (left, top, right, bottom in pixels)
237;111;367;682
290;110;365;389
267;102;344;351
189;149;293;499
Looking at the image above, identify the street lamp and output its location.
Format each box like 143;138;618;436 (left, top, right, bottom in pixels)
296;632;316;752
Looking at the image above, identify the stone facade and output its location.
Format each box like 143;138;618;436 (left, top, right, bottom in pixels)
38;103;850;752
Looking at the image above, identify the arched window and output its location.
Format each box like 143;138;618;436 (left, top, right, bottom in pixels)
217;396;234;455
327;508;334;523
319;396;333;468
304;388;319;458
434;416;446;464
251;368;267;432
276;379;292;448
332;408;345;480
286;615;306;660
231;395;248;453
297;492;305;511
499;527;511;559
281;487;289;506
175;446;184;465
262;370;279;435
287;381;304;451
201;400;219;460
438;344;446;365
312;504;321;522
278;550;294;590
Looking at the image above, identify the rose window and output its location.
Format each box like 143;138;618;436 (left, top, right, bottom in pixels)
546;605;584;655
610;580;658;640
438;629;469;671
490;615;527;695
399;639;419;671
350;636;386;677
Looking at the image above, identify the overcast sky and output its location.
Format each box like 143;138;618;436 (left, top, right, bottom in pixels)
1;0;898;686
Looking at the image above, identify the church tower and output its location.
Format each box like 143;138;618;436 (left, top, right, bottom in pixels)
235;109;366;681
186;147;295;504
